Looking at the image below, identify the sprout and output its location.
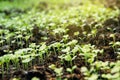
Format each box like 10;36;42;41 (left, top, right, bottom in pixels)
109;41;120;52
3;54;14;71
15;48;33;55
0;57;5;78
53;28;66;39
22;56;33;70
110;34;115;42
66;39;78;46
53;28;66;34
59;52;76;67
81;66;89;76
49;64;63;80
62;47;70;53
71;45;80;55
91;29;97;37
66;65;77;74
49;42;62;55
12;78;20;80
32;77;40;80
74;31;79;36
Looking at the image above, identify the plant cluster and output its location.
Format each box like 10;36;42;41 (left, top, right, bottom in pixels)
0;0;120;80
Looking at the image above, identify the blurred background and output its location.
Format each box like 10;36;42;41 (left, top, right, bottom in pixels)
0;0;120;12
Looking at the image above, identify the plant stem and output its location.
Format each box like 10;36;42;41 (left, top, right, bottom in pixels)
2;64;4;79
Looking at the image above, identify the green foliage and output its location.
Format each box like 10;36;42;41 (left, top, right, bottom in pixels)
0;0;120;79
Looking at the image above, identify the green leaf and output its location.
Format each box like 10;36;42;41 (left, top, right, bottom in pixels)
49;64;56;70
66;68;72;73
64;54;72;61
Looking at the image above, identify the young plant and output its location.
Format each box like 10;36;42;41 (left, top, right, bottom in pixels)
32;77;39;80
110;33;116;43
49;42;62;56
5;32;14;46
109;41;120;52
22;56;33;70
3;54;13;74
91;28;97;38
53;28;66;39
66;65;77;74
66;39;78;47
79;44;103;64
39;42;48;59
59;49;76;67
14;48;33;69
49;64;63;80
0;57;5;78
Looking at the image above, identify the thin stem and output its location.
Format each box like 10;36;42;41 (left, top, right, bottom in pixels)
2;64;4;79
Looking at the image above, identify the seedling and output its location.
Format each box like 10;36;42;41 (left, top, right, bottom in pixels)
62;35;69;43
0;57;4;78
66;65;77;74
49;42;62;56
59;52;76;67
79;44;103;64
39;42;48;58
91;28;97;38
110;34;116;43
32;77;39;80
0;0;120;79
49;64;63;80
11;78;20;80
53;28;66;39
109;41;120;52
66;39;78;47
22;56;33;70
5;32;14;45
3;54;13;73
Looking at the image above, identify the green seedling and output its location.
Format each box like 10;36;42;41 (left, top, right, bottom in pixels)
0;57;5;78
110;34;116;43
91;28;97;38
14;32;23;48
71;45;81;55
66;65;77;74
12;78;20;80
0;40;5;47
0;29;6;46
79;44;103;64
29;43;36;49
102;61;120;80
66;39;78;47
14;58;20;70
49;64;63;80
81;66;99;80
49;42;62;56
53;28;66;39
24;35;31;47
32;77;39;80
81;66;90;76
74;31;80;40
5;33;15;45
39;42;48;58
59;51;76;67
15;48;33;69
3;54;13;73
74;31;79;36
22;56;33;70
109;41;120;52
0;0;119;79
62;46;70;53
62;35;69;43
